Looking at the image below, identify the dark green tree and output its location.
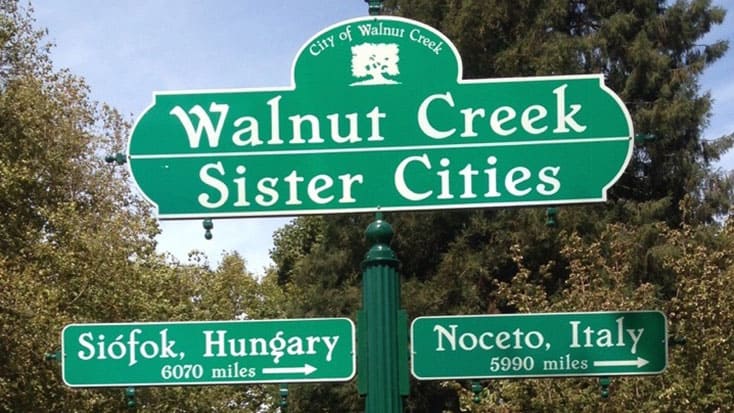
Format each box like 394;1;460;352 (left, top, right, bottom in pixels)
383;0;733;226
272;0;734;411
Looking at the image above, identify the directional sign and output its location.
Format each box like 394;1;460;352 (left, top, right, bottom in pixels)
61;318;355;387
128;16;633;219
411;311;667;380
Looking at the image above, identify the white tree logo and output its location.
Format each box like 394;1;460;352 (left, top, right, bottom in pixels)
350;43;401;86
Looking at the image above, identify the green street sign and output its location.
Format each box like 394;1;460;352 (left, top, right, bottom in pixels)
128;16;633;219
61;318;355;387
411;311;667;380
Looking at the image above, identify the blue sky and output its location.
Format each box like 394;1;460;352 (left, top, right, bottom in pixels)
33;1;734;274
34;0;367;273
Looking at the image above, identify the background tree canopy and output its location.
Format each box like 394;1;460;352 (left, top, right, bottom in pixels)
271;0;734;411
0;1;284;410
1;0;733;411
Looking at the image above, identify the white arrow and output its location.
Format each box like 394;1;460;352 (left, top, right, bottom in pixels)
262;364;317;376
593;357;649;368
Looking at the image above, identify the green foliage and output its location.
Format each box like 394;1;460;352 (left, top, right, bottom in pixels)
0;2;288;410
2;0;733;410
268;1;734;411
134;253;287;412
0;1;164;409
455;222;734;412
383;0;734;226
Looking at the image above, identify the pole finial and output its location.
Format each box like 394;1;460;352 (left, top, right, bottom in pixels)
363;213;398;267
365;0;383;16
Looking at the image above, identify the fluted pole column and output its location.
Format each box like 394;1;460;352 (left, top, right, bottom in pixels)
360;212;406;412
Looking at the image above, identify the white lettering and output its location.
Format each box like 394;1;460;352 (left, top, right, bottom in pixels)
77;332;95;360
267;96;283;144
289;114;322;144
255;177;279;207
338;174;363;203
284;170;304;205
198;162;229;208
434;324;457;351
232;116;261;146
460;107;485;137
521;104;548;135
169;102;229;148
418;92;456;139
322;336;339;362
627;328;644;354
307;175;334;204
569;321;581;348
505;167;532;196
432;324;546;352
395;154;433;201
366;106;387;141
327;113;360;144
536;166;561;195
553;84;586;133
203;330;228;357
489;106;517;136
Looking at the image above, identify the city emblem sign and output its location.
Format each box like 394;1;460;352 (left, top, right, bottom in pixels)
128;16;634;219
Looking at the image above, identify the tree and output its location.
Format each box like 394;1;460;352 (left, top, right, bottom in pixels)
135;253;287;412
350;43;401;85
0;1;300;409
383;0;733;226
452;220;734;412
0;1;190;408
271;0;734;411
0;2;279;410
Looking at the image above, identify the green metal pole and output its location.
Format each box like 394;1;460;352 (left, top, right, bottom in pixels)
360;212;405;412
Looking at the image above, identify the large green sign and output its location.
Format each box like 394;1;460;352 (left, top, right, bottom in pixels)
128;16;633;219
62;318;355;387
411;311;667;380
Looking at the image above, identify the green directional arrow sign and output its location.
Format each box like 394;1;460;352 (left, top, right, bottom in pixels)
411;311;667;380
128;16;633;219
61;318;355;387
